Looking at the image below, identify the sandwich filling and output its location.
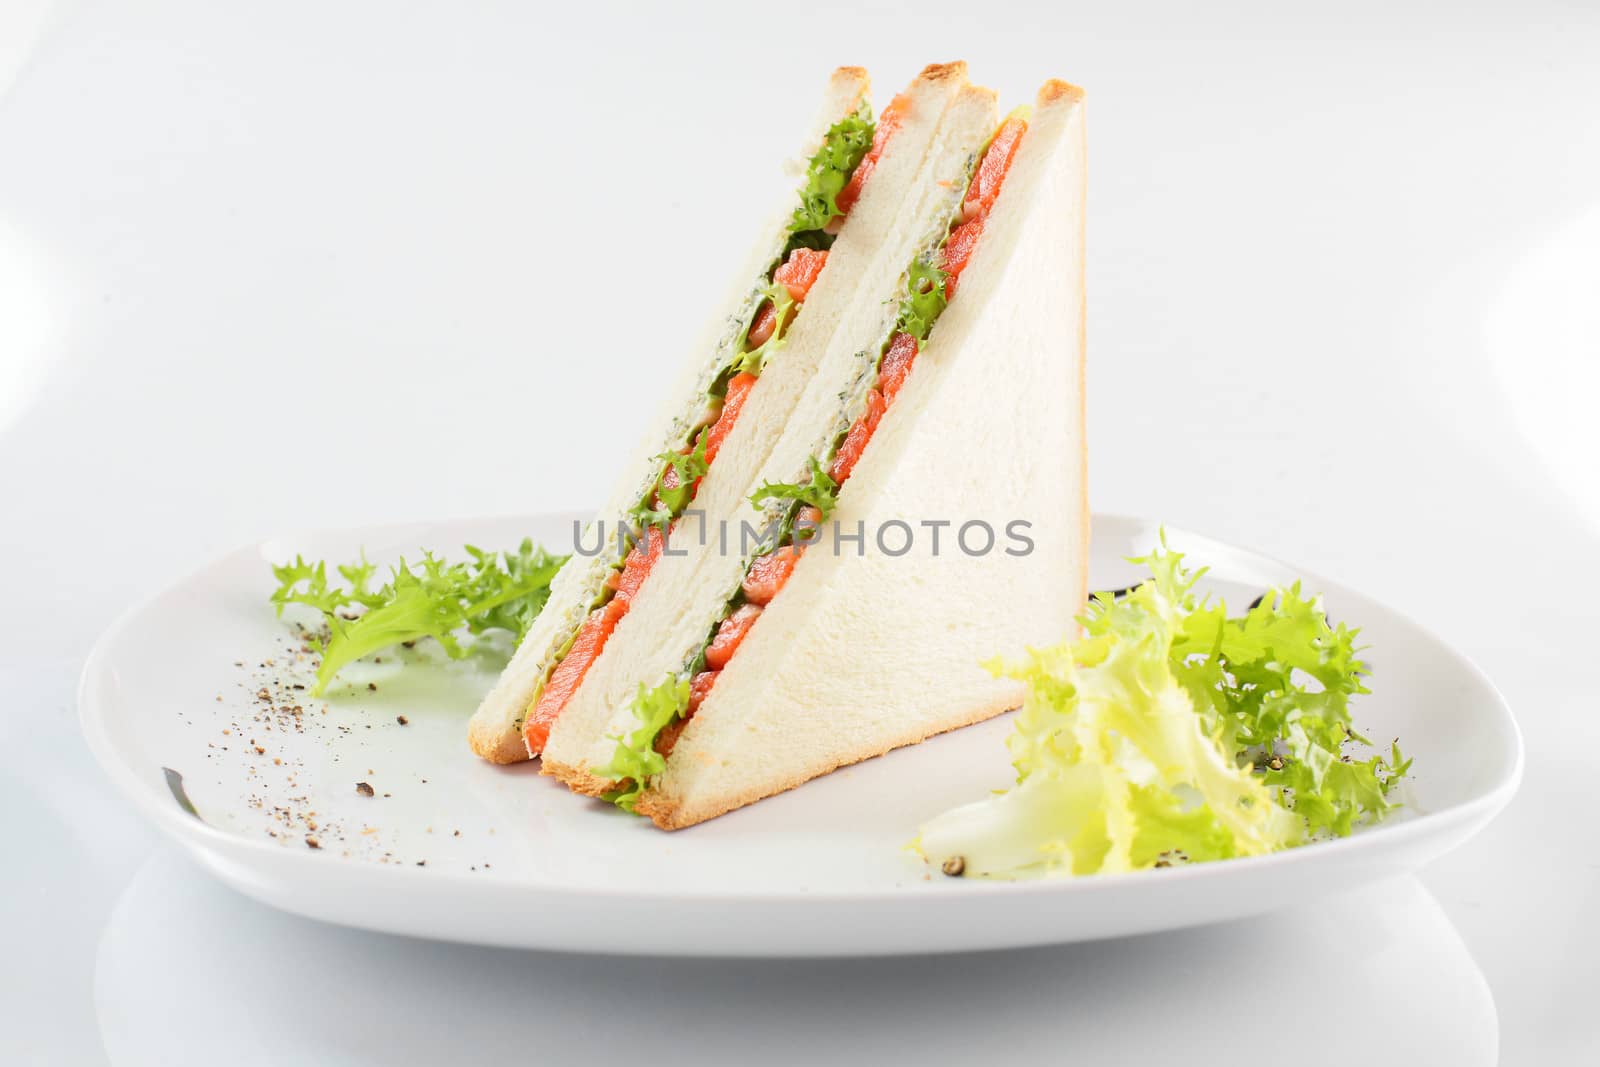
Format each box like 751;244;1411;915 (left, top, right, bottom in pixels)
596;111;1030;808
521;98;910;756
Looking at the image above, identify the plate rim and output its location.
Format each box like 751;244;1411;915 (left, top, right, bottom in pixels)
78;511;1525;907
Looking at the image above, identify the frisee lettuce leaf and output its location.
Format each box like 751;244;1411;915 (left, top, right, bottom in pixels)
789;103;875;233
628;432;711;533
658;434;711;517
748;456;840;521
734;281;797;377
915;538;1409;878
593;675;691;811
270;553;387;616
626;496;674;535
899;254;949;342
270;539;566;696
1161;573;1404;837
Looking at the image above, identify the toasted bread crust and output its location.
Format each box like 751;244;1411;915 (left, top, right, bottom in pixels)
828;67;870;107
468;716;532;764
634;688;1023;830
539;758;616;798
955;83;1000;116
1037;78;1085;106
916;60;968;84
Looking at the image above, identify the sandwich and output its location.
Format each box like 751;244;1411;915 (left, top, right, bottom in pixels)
468;63;979;764
535;75;1090;829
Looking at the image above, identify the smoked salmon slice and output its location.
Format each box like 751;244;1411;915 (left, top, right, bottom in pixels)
944;115;1028;296
704;372;757;464
705;603;763;670
828;388;886;484
742;544;805;605
878;332;918;406
524;596;627;753
773;248;830;303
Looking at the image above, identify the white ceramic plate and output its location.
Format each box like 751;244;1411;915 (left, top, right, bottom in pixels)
79;513;1521;956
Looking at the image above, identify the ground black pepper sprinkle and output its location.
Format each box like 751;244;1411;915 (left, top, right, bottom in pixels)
941;856;966;877
356;782;375;797
396;715;409;726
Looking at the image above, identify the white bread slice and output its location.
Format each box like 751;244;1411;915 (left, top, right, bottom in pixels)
544;79;1003;793
465;67;871;763
637;81;1089;829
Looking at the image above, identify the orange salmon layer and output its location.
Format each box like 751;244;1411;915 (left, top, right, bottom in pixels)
833;93;910;219
673;115;1031;736
521;248;830;756
940;113;1026;297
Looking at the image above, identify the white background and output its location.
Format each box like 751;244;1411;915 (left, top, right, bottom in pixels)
2;1;1596;1063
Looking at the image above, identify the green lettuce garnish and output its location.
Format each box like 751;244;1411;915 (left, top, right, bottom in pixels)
789;103;875;233
899;254;949;342
915;540;1408;878
628;432;711;533
734;282;798;377
270;553;387;617
270;539;566;696
656;433;710;517
748;456;840;522
593;675;692;811
1166;570;1405;837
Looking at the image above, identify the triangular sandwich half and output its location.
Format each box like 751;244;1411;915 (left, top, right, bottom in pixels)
542;78;1087;829
468;63;975;763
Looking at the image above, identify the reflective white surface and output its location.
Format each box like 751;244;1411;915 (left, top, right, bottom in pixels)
96;853;1496;1066
3;0;1598;1062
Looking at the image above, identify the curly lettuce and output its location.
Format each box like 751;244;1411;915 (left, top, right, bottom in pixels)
915;539;1408;878
628;431;712;533
271;539;565;696
789;103;875;233
733;281;798;378
1167;572;1406;837
898;254;949;342
593;675;692;811
748;456;840;521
